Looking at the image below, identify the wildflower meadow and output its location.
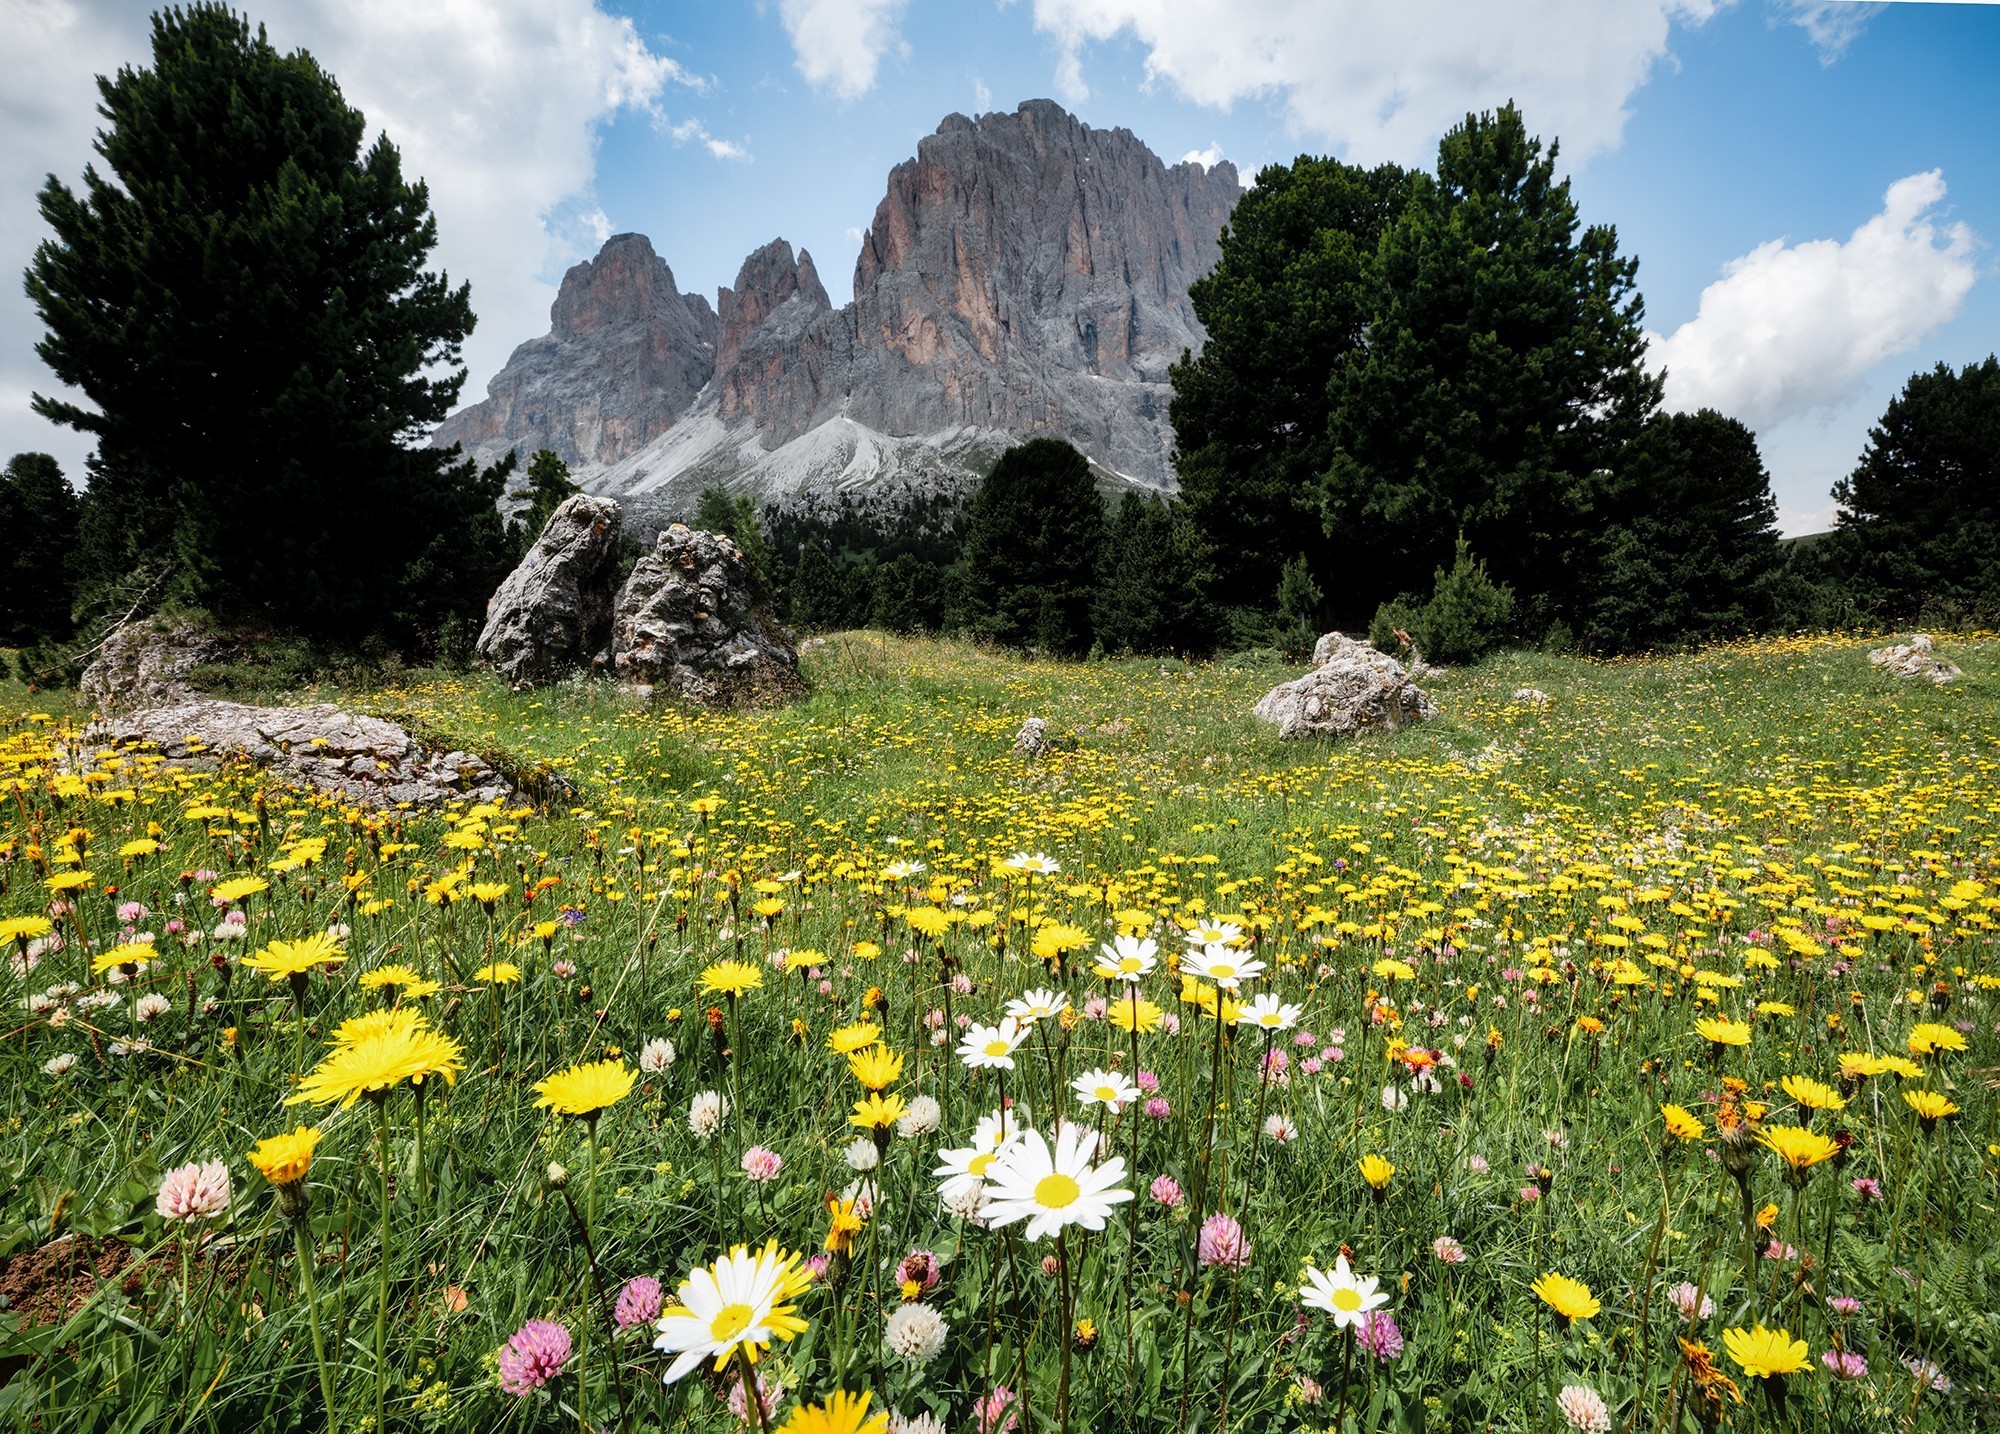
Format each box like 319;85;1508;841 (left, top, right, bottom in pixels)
1;631;1996;1432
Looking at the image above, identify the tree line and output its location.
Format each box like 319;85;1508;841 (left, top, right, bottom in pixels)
4;8;1995;673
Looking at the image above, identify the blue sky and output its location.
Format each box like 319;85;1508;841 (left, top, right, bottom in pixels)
5;0;1997;531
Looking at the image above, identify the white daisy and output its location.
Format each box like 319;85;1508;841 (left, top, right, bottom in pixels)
1183;921;1244;948
1093;935;1159;982
1299;1254;1390;1329
653;1241;811;1384
1179;943;1265;991
1071;1068;1140;1113
1003;852;1061;875
980;1124;1132;1242
1241;993;1303;1031
1004;988;1069;1026
957;1017;1027;1070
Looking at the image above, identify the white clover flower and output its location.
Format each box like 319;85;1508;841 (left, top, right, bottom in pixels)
639;1036;676;1074
688;1090;728;1141
845;1136;881;1172
895;1095;941;1138
43;1053;77;1077
884;1302;948;1364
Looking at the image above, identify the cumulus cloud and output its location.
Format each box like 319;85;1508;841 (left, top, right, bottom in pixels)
1029;0;1725;166
778;0;911;100
1647;170;1977;428
0;0;726;473
1179;141;1225;168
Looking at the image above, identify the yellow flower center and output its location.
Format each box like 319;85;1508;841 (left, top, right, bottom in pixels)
969;1153;995;1175
984;1040;1010;1057
1333;1288;1362;1312
1211;963;1236;979
709;1303;755;1344
1034;1173;1082;1209
1094;1085;1118;1101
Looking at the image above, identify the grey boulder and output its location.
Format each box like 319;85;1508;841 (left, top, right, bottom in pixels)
79;616;249;714
476;494;624;687
1867;634;1962;685
609;525;804;706
1254;645;1438;741
97;701;516;809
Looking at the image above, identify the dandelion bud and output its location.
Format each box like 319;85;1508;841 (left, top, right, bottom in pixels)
545;1162;570;1189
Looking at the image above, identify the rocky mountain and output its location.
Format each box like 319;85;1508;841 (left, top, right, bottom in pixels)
433;100;1240;525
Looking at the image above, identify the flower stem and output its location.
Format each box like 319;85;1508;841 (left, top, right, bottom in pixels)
373;1098;391;1432
294;1218;339;1434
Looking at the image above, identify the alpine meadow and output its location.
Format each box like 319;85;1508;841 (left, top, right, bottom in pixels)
3;3;1999;1434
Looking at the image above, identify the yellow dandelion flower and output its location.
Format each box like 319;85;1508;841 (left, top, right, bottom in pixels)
247;1126;321;1187
700;960;764;997
1779;1075;1845;1112
1722;1325;1810;1379
242;932;346;981
533;1059;636;1119
849;1092;908;1131
847;1046;903;1091
1358;1154;1394;1190
828;1022;882;1055
1661;1103;1705;1141
1531;1272;1600;1323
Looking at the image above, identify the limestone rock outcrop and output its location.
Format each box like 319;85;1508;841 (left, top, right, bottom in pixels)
97;702;516;809
79;616;249;715
435;100;1239;514
432;233;717;470
608;526;804;706
1254;644;1438;741
1867;634;1962;685
475;494;623;687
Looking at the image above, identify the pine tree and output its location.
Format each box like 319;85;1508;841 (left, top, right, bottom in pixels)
0;453;81;644
1321;104;1659;630
1274;555;1324;658
25;5;483;644
1170;156;1417;621
963;439;1107;656
1586;410;1782;650
1827;356;2000;619
696;487;775;596
515;450;581;553
788;542;845;631
871;554;943;633
1092;493;1211;656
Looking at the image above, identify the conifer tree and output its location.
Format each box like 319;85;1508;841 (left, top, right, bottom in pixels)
26;4;492;644
0;453;80;645
1170;156;1417;621
788;543;845;631
1586;410;1782;650
1827;356;2000;618
963;440;1106;656
1093;493;1210;655
1321;104;1659;629
515;450;581;553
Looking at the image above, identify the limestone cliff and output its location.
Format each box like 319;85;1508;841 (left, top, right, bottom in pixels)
436;101;1239;517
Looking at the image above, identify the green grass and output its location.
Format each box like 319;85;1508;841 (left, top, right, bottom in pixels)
0;630;1996;1432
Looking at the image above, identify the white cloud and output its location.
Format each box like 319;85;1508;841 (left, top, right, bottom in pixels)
1646;170;1977;428
1029;0;1727;166
972;75;994;112
1781;1;1886;60
0;0;720;476
1179;141;1224;168
669;117;753;162
778;0;911;100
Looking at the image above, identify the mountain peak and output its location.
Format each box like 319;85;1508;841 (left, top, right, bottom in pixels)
438;99;1238;512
